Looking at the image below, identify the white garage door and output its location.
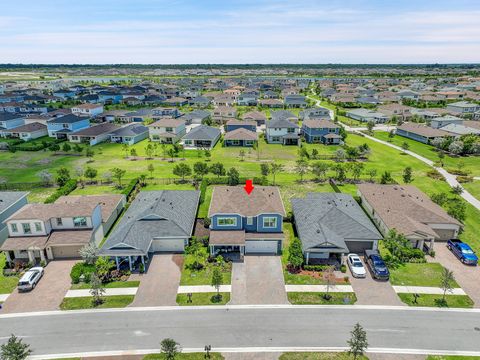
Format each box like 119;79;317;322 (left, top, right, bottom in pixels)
245;240;278;254
51;245;83;259
150;239;185;253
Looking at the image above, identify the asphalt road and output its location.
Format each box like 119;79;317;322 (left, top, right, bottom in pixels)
1;306;480;356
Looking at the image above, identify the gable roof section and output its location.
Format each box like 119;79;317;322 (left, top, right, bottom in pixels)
182;125;220;140
0;191;28;213
223;128;258;141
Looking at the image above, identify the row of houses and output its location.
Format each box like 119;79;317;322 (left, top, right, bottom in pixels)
0;183;461;269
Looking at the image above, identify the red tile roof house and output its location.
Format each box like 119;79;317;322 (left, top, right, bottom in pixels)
357;184;462;252
1;194;125;265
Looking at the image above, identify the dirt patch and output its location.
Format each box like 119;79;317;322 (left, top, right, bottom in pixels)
288;269;349;284
36;158;52;165
172;254;184;270
194;219;210;238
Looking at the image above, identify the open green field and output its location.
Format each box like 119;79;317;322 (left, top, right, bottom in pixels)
463;181;480;201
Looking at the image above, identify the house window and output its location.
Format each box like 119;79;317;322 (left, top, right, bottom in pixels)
56;218;63;226
10;223;18;233
73;217;88;227
34;222;42;232
329;128;336;133
62;123;69;128
287;128;295;133
263;217;277;228
246;217;253;225
245;140;254;146
231;140;240;145
22;223;31;234
272;137;280;142
217;217;237;226
184;140;192;145
166;127;173;132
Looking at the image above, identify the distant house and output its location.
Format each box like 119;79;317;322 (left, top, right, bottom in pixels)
98;91;122;104
237;93;258;106
358;184;463;251
284;94;307;108
438;123;480;137
299;107;331;121
0;192;28;246
148;118;186;144
397;90;420;100
225;119;256;133
110;124;149;145
47;114;90;139
377;104;412;121
396;123;452;144
0;113;25;133
53;90;76;100
1;122;48;141
223;128;258;147
301;120;342;144
208;186;286;257
161;97;188;107
99;191;200;270
242;111;267;126
266;118;300;145
182;110;211;125
71;103;104;117
189;96;211;107
410;108;441;120
68;122;120;146
430;115;464;129
151;107;181;119
212;106;237;124
447;101;480;115
291;193;382;264
271;110;298;124
258;98;283;108
346;108;389;123
181;125;221;150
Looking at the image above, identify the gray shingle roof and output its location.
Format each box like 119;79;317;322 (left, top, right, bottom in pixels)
0;191;28;214
291;193;382;252
110;124;149;137
182;125;220;140
48;114;88;124
100;191;200;255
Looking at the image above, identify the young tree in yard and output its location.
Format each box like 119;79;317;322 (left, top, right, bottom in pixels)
62;142;71;152
347;323;368;360
451;185;463;195
193;161;209;179
0;334;32;360
311;148;319;159
147;163;155;178
145;143;154;159
402;166;413;183
270;162;283;185
431;192;449;206
323;266;336;300
380;171;393;184
167;148;176;162
367;168;377;182
84;167;98;183
288;237;304;271
38;169;53;186
85;147;94;159
160;338;181;360
333;164;346;182
56;167;71;187
172;163;192;181
90;272;105;306
239;149;246;161
366;121;375;134
350;163;364;182
210;162;225;178
211;267;223;301
260;163;270;178
388;130;395;142
447;199;466;222
335;148;346;162
73;144;83;153
438;151;445;167
311;161;329;181
49;143;60;153
295;159;309;182
448;140;464;155
161;143;167;159
130;148;138;158
204;149;211;161
122;143;129;158
439;267;455;305
139;174;147;187
227;167;240;185
401;141;410;152
111;167;126;187
79;243;99;265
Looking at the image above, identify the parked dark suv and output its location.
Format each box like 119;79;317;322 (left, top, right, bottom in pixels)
364;250;390;280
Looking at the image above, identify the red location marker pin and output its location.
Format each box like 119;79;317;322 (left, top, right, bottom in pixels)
244;179;254;195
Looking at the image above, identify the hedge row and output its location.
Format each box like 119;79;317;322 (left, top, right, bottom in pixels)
44;179;77;204
8;138;64;152
199;179;208;204
122;178;139;199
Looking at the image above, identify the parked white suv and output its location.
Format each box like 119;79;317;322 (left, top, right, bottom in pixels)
17;267;44;292
347;254;366;278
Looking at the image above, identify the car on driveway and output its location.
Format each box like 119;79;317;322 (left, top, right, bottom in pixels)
347;254;366;278
447;239;478;265
364;250;390;280
17;267;44;292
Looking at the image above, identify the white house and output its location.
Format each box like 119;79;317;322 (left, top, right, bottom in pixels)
71;103;104;117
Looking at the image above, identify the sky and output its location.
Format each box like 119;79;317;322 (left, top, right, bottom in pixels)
1;0;479;64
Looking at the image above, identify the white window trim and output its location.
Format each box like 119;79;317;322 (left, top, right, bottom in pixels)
246;216;253;225
263;217;277;228
217;217;237;227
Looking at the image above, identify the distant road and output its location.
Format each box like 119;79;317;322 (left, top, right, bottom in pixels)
2;306;480;357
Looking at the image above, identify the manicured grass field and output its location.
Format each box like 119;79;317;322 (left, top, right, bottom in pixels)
176;292;230;306
389;263;460;287
463;180;480;201
287;292;357;305
280;352;368;360
398;293;474;308
144;353;224;360
70;280;140;290
180;246;232;286
427;356;480;360
0;252;19;294
59;295;134;310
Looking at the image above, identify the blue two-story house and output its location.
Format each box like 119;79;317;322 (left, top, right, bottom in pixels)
208;186;286;258
301;119;342;144
47;114;90;139
98;91;123;104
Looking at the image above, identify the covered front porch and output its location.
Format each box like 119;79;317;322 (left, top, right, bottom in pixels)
99;247;150;272
282;133;301;146
209;230;245;261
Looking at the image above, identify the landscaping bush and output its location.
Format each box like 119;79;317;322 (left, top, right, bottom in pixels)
121;178;139;198
340;264;347;273
45;179;77;203
303;264;331;272
426;169;444;180
199;179;207;204
70;263;95;284
457;176;473;183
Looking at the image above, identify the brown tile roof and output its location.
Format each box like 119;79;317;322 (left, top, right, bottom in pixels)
209;230;245;245
224;128;258;141
358;184;462;239
208;186;286;217
72;122;119;136
226;119;257;127
397;123;452;138
55;194;124;223
303;119;340;129
243;111;267;121
7;202;99;222
149;118;185;128
463;121;480;130
1;236;49;251
47;230;92;246
7;122;46;133
74;103;103;110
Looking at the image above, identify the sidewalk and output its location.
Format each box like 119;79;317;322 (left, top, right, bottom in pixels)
285;285;354;293
0;294;9;302
65;287;138;298
392;286;466;295
177;285;231;293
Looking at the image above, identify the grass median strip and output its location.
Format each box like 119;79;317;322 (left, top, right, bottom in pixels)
60;295;135;310
398;293;474;308
176;292;230;306
288;292;357;305
280;352;368;360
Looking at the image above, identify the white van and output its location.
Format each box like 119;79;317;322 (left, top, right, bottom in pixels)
17;267;44;292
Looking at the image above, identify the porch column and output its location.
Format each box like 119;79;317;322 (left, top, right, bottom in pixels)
128;256;133;271
40;250;46;263
429;238;434;252
210;246;214;256
305;252;309;265
141;256;145;267
115;257;120;270
27;250;35;263
5;251;12;264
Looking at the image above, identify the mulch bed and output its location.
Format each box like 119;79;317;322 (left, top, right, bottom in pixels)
194;218;210;238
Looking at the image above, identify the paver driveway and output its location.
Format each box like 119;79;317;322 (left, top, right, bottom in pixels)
347;258;404;306
1;260;76;314
428;244;480;307
129;254;182;307
230;256;288;305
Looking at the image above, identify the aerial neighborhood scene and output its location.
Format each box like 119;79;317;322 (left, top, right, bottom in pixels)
1;1;480;360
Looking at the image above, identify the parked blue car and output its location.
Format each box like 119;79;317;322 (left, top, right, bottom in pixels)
364;250;390;280
447;239;478;265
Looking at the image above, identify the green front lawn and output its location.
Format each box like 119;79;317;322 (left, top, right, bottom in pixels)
60;295;134;310
389;263;460;287
144;353;224;360
176;292;230;306
280;352;368;360
180;246;232;286
398;293;474;308
0;253;19;294
288;292;357;305
70;280;140;290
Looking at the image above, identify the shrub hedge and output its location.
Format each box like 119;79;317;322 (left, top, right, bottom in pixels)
44;179;77;204
70;263;96;284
